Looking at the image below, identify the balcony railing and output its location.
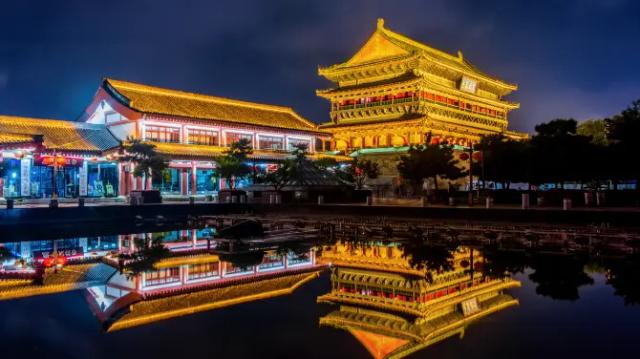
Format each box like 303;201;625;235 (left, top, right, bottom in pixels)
334;96;506;121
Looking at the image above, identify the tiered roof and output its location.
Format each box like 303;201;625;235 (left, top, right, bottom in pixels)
104;78;324;133
0;116;119;153
319;18;517;94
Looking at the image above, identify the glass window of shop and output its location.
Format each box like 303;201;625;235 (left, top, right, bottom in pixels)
258;135;284;150
287;138;310;151
87;236;119;251
1;159;22;198
87;163;118;197
153;168;181;194
29;165;80;198
225;132;253;146
189;168;218;194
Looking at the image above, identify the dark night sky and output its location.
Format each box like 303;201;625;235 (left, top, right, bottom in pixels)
1;0;639;133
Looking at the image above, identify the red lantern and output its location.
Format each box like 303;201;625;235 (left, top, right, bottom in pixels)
41;156;54;166
55;156;66;166
459;153;470;161
14;151;23;160
472;151;483;161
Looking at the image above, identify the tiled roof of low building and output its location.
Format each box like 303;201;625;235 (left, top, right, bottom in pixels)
104;78;321;133
0;116;120;152
147;141;351;162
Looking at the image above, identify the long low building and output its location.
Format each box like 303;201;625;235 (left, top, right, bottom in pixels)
0;78;348;200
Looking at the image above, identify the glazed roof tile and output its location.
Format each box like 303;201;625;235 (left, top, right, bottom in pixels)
105;78;320;132
0;116;119;152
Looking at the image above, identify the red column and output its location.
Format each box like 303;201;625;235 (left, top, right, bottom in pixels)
191;163;197;195
119;164;126;196
145;174;152;190
180;169;188;196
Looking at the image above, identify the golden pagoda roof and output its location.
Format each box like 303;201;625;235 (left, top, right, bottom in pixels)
317;73;421;97
0;115;120;152
104;78;320;133
147;141;352;162
319;18;516;92
321;291;520;359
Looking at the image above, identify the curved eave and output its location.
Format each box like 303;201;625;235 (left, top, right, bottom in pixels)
318;23;518;94
103;78;322;135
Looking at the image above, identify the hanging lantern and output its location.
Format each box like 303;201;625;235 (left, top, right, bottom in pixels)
14;151;23;159
55;156;66;167
459;153;470;161
472;151;483;161
41;155;54;166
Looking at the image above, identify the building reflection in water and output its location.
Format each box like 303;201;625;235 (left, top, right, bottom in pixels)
0;229;323;332
317;241;521;359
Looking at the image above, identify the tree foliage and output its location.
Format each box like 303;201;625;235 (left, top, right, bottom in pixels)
214;138;253;190
122;138;169;181
352;158;381;189
397;142;466;193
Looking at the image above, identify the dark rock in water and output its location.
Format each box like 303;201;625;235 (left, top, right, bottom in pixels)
218;219;264;239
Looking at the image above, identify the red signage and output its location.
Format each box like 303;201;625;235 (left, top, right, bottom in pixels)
35;156;84;167
33;247;84;261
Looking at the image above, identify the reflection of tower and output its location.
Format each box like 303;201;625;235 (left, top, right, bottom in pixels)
317;242;521;359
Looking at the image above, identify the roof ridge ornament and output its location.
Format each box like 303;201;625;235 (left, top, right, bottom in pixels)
377;18;385;30
457;50;464;61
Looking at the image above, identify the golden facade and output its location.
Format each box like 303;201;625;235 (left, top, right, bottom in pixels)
317;18;525;153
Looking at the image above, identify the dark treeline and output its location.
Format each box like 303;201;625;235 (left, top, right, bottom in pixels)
475;99;640;192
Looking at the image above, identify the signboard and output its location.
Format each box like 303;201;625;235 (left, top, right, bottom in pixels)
20;158;30;196
34;155;84;167
459;76;478;94
79;161;88;196
461;297;480;316
33;247;84;261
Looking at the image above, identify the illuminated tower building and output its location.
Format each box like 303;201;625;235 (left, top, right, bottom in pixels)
317;19;525;183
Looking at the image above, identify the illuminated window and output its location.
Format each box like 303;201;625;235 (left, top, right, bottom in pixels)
225;132;253;146
258;135;284;150
145;267;180;286
187;128;219;146
188;262;219;280
145;126;180;143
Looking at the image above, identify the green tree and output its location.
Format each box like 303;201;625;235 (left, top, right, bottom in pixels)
352;158;381;189
529;119;595;188
577;119;608;146
122;138;169;182
397;142;466;194
119;236;171;279
474;134;529;189
214;139;253;190
289;143;311;186
261;159;294;192
606;99;640;191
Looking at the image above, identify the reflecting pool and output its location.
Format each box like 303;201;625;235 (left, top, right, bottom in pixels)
1;220;640;358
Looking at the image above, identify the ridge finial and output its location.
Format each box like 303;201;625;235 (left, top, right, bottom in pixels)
377;18;385;29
